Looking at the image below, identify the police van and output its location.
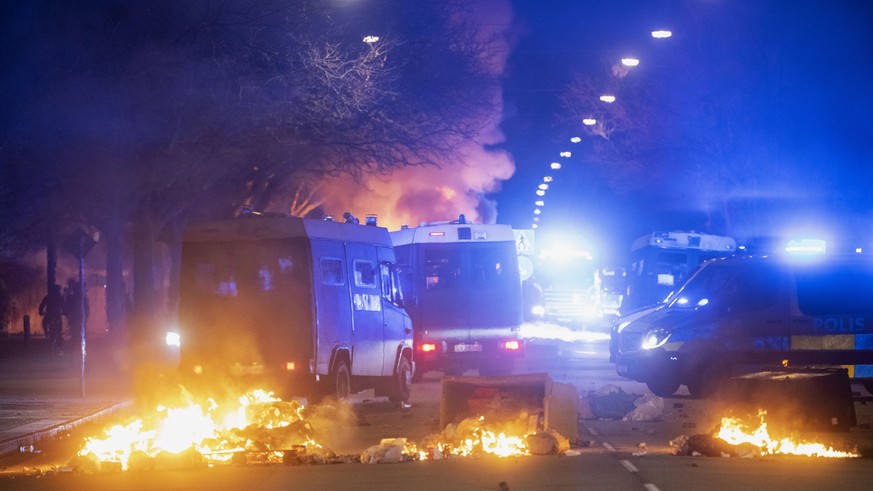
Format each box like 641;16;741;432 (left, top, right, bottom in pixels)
176;213;414;403
614;253;873;397
391;215;525;378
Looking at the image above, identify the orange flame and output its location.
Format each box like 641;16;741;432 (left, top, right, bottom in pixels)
78;389;313;470
416;416;532;459
716;411;858;458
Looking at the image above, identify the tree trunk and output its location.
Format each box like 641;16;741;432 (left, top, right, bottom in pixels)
131;211;160;328
105;212;128;334
46;217;57;291
164;221;184;319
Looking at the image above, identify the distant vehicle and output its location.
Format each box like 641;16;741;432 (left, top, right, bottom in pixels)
176;213;414;403
391;215;524;378
615;253;873;398
621;231;737;314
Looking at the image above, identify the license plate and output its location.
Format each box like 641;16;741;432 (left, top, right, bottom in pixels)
454;343;483;353
230;362;265;376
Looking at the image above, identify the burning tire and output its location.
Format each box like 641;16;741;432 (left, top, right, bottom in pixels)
388;356;412;402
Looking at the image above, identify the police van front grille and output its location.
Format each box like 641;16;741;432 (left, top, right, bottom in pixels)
619;333;642;353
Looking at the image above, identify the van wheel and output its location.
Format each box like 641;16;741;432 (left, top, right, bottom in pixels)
411;366;425;383
329;359;351;401
388;356;413;403
646;378;680;397
686;360;728;399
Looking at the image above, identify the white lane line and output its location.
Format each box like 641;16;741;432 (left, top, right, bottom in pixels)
587;427;599;436
643;484;662;491
619;459;638;473
602;441;616;452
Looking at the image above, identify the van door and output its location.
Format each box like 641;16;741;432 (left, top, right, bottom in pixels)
380;257;410;376
346;242;384;376
716;263;789;355
312;240;353;375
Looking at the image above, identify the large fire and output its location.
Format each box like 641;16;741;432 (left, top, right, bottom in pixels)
77;389;322;470
715;411;859;458
75;388;554;471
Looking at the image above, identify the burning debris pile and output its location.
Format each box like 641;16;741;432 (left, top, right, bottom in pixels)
671;410;860;459
69;384;578;473
360;415;571;464
70;389;331;472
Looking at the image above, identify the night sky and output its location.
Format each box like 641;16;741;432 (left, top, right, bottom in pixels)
3;1;873;265
495;0;873;262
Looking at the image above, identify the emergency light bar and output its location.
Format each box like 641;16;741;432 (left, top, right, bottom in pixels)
785;238;826;255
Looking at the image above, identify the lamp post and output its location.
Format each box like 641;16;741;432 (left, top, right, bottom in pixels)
63;228;99;397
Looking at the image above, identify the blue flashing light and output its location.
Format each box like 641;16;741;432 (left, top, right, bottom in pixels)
785;238;826;255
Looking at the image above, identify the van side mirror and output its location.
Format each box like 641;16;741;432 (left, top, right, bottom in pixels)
394;265;417;308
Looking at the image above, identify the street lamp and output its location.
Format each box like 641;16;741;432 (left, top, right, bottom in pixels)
559;151;572;158
551;162;562;170
570;136;581;143
583;118;596;126
651;30;672;39
535;200;545;207
543;176;553;182
538;183;549;190
599;95;616;103
536;189;546;196
363;35;380;44
621;57;640;67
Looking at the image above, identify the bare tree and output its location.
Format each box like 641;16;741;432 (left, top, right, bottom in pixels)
1;0;507;338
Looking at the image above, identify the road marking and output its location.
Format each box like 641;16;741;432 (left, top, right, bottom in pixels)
644;484;662;491
620;459;638;473
602;442;616;452
587;427;599;435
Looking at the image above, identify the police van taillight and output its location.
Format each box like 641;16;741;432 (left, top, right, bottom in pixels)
419;343;438;353
502;340;521;351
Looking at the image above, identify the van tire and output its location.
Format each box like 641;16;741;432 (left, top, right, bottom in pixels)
412;366;425;383
388;356;413;403
647;378;680;397
686;359;728;399
329;359;351;401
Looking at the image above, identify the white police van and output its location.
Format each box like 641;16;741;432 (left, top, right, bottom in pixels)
391;215;524;378
615;252;873;397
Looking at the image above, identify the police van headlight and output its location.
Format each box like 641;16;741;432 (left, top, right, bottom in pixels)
531;305;545;317
165;331;181;348
640;329;670;350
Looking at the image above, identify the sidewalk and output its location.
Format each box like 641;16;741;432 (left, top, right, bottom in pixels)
0;335;133;456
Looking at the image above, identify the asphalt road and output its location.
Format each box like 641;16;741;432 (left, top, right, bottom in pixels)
3;333;873;490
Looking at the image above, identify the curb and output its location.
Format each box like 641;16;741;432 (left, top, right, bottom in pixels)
0;400;133;456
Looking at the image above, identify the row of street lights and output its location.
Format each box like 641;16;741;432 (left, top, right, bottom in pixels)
528;29;672;230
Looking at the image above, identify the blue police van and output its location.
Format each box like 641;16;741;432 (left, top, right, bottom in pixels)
177;213;414;403
615;253;873;397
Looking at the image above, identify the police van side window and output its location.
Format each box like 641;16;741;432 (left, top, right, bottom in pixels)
354;260;377;288
380;263;393;301
320;257;345;286
723;266;780;312
796;263;873;315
